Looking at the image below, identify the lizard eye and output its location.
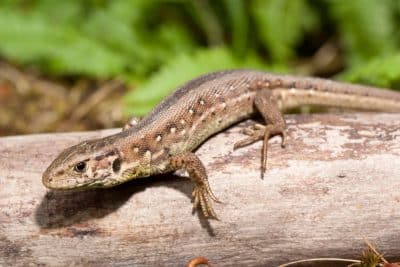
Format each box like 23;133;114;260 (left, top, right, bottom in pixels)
74;161;87;173
112;158;121;173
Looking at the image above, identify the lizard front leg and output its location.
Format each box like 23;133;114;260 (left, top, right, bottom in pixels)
169;152;220;219
234;89;286;175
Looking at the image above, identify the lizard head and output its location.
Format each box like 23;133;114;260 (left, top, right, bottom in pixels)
42;138;137;190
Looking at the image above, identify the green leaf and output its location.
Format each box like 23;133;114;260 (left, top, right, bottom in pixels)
327;0;396;64
81;7;152;74
151;23;195;59
251;0;318;63
221;0;248;55
28;0;85;25
340;53;400;89
184;0;224;45
0;10;125;77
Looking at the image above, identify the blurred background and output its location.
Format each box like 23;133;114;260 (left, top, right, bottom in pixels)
1;0;400;136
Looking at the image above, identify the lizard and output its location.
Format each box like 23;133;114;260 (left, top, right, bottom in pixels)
42;69;400;219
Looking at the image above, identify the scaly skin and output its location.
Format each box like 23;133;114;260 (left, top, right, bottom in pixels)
42;69;400;219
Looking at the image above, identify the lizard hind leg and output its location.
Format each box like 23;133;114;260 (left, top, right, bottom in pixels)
170;152;221;220
233;89;287;175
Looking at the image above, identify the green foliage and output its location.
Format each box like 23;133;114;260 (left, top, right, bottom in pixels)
0;1;194;77
327;0;396;64
222;0;248;56
1;0;400;116
124;47;279;115
251;0;318;63
0;10;125;76
340;53;400;88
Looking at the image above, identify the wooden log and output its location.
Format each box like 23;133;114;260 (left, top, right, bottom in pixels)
0;113;399;266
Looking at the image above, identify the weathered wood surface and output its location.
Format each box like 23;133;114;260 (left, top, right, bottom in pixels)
0;113;400;267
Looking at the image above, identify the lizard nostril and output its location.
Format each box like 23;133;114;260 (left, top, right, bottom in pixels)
42;173;53;187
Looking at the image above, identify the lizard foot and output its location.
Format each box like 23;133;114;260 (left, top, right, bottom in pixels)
192;183;220;220
233;123;286;175
233;123;266;148
170;152;221;219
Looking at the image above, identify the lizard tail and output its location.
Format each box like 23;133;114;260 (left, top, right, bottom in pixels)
272;76;400;112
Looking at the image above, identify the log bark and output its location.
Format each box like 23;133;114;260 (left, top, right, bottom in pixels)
0;113;399;267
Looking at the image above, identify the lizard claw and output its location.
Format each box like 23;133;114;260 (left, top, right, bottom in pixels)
192;184;220;220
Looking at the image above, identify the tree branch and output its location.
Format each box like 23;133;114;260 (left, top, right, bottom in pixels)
1;113;399;266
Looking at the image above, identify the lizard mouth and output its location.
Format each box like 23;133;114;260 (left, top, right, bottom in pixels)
43;178;102;190
42;170;120;190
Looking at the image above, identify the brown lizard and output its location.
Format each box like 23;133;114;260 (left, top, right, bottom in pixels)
42;69;400;219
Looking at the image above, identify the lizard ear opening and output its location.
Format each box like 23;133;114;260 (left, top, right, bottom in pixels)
112;158;121;173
